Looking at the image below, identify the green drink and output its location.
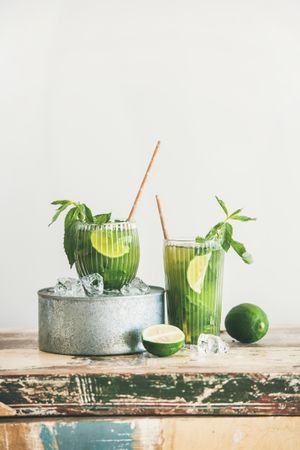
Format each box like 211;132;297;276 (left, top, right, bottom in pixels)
75;220;140;290
164;239;224;344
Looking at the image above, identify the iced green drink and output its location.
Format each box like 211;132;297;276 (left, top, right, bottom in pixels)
75;220;140;290
164;239;224;344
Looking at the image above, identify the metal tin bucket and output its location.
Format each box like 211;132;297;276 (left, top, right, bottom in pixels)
38;286;165;356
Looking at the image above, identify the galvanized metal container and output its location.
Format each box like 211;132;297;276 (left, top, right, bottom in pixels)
38;286;165;356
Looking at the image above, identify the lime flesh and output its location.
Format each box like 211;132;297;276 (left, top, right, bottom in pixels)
142;324;185;357
90;230;130;258
225;303;269;343
187;253;211;294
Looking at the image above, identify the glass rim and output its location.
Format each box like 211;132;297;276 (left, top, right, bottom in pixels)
77;219;137;230
164;238;221;249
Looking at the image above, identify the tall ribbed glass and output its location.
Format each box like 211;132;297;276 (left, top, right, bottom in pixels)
75;221;140;290
164;239;224;344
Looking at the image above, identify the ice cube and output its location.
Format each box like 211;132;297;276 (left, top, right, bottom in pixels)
54;278;85;297
120;277;150;295
197;333;229;355
81;273;104;296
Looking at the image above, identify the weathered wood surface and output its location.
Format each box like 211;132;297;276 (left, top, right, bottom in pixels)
1;417;300;450
0;328;299;417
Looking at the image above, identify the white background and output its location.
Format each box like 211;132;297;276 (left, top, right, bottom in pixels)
0;0;299;328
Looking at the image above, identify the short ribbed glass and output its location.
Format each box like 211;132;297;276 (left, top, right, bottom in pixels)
164;239;225;344
75;221;140;290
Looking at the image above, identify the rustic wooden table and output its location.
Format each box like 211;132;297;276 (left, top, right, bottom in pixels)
0;327;299;449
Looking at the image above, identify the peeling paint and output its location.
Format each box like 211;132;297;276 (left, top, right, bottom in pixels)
1;417;300;450
0;372;299;417
40;424;59;450
40;421;134;450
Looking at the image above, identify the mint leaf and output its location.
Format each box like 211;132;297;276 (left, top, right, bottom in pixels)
94;213;111;225
64;207;79;267
196;196;256;265
195;236;206;244
83;204;94;223
241;252;253;264
215;196;228;216
231;215;256;222
230;239;253;264
51;200;73;206
228;208;242;219
220;222;233;252
78;204;87;222
75;203;94;223
205;221;224;240
50;199;112;267
49;203;71;226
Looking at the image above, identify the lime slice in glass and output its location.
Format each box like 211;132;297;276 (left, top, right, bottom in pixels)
187;253;211;293
90;230;130;258
142;324;185;357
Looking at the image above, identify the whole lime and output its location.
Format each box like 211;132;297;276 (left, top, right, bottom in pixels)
225;303;269;343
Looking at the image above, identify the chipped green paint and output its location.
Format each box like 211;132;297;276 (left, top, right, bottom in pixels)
0;377;29;405
0;375;72;405
40;421;134;450
0;372;299;417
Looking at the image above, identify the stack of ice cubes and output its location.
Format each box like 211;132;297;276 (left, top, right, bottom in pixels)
53;275;150;298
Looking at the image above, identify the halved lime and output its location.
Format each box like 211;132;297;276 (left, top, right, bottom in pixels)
187;253;211;293
142;324;185;357
225;303;269;343
90;230;130;258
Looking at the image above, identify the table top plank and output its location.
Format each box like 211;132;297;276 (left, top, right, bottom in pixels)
0;327;299;375
0;328;299;418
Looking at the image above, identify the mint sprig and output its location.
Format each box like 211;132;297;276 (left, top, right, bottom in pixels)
49;200;111;268
196;196;256;264
94;213;112;225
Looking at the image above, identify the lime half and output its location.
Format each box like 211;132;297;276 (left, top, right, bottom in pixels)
187;253;211;293
142;324;185;357
91;230;130;258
